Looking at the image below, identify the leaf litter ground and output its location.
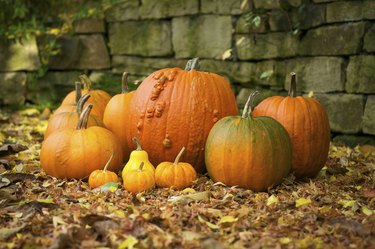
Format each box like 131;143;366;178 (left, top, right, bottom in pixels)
0;108;374;249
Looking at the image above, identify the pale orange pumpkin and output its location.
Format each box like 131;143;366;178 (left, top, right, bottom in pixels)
88;151;119;188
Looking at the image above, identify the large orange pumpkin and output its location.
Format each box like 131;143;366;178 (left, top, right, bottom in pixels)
205;92;292;192
126;58;238;173
103;72;135;160
252;73;330;178
40;104;123;179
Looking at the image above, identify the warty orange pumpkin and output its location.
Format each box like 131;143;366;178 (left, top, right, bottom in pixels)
252;73;330;178
126;58;238;173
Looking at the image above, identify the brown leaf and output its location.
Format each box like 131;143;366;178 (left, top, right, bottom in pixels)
361;189;375;198
0;144;28;157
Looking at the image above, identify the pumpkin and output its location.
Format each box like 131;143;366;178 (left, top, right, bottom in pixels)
123;162;155;194
88;151;119;188
103;72;135;160
122;137;155;180
126;58;238;173
44;94;104;139
62;74;111;119
205;92;292;192
53;81;82;116
252;73;330;178
155;146;197;190
40;104;124;179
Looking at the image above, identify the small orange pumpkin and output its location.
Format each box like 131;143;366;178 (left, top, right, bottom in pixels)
123;162;155;194
103;72;135;160
88;151;119;188
155;147;197;190
40;104;124;179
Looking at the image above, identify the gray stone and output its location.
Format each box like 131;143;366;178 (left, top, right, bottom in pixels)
48;35;110;70
140;0;199;19
172;16;232;59
268;10;292;32
236;32;299;60
105;0;139;22
109;21;172;56
346;56;375;94
285;0;302;7
314;94;364;134
73;18;105;33
0;37;41;71
89;71;123;95
363;1;375;19
0;73;26;105
364;25;375;52
299;23;366;56
201;0;250;14
333;135;375;147
284;57;345;93
26;71;82;106
236;14;268;33
326;1;363;23
236;87;286;110
253;0;281;9
112;56;186;76
363;95;375;135
292;3;326;29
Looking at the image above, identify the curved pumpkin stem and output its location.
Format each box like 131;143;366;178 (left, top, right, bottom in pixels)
75;82;82;104
103;150;115;172
138;161;145;171
174;147;186;165
242;91;259;118
122;72;129;94
76;94;91;114
76;104;93;130
185;58;200;71
288;72;297;98
132;137;143;151
79;74;92;91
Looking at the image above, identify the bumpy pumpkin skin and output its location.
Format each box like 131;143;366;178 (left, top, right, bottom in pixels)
205;114;292;192
252;77;330;178
41;128;123;179
127;66;238;173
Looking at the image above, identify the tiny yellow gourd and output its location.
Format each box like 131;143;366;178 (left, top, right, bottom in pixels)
122;137;155;180
123;162;155;193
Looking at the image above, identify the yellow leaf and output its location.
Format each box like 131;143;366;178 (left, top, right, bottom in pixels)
219;215;238;224
52;216;67;227
0;132;5;143
19;108;40;116
279;237;291;244
295;198;311;207
198;215;219;230
115;210;126;218
266;194;278;206
338;200;356;208
318;205;332;213
118;235;138;249
37;198;54;204
182;188;195;194
222;49;232;60
307;91;314;97
361;206;373;216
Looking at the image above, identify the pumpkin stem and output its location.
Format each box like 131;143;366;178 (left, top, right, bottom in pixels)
75;82;82;104
174;147;186;165
103;150;115;172
132;137;143;151
288;72;297;98
76;104;93;130
242;91;259;118
138;161;145;171
76;94;91;114
121;72;129;94
79;74;92;91
185;58;200;70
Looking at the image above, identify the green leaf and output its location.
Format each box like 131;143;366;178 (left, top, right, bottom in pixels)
361;206;373;216
295;198;311;207
260;70;274;80
118;235;138;249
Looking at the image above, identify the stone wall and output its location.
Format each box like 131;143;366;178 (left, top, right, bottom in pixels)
0;0;374;145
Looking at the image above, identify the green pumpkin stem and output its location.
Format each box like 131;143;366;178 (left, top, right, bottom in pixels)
76;94;91;114
103;150;115;172
76;104;93;130
185;58;200;71
138;161;145;171
288;72;297;98
242;91;260;118
79;74;92;91
174;147;186;165
75;82;82;104
132;137;143;151
122;72;129;94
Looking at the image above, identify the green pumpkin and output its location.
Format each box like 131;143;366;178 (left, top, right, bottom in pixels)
205;92;292;192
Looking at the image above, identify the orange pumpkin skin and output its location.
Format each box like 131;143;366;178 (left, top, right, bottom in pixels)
155;147;197;190
54;100;103;118
127;59;238;173
205;92;292;192
103;73;135;160
41;106;123;179
88;170;119;188
252;75;330;178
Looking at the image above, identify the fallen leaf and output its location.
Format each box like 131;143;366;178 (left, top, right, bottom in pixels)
267;194;278;206
0;225;25;239
295;198;312;207
219;215;238;224
0;144;28;157
361;206;373;216
169;191;210;204
198;215;219;230
118;235;138;249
